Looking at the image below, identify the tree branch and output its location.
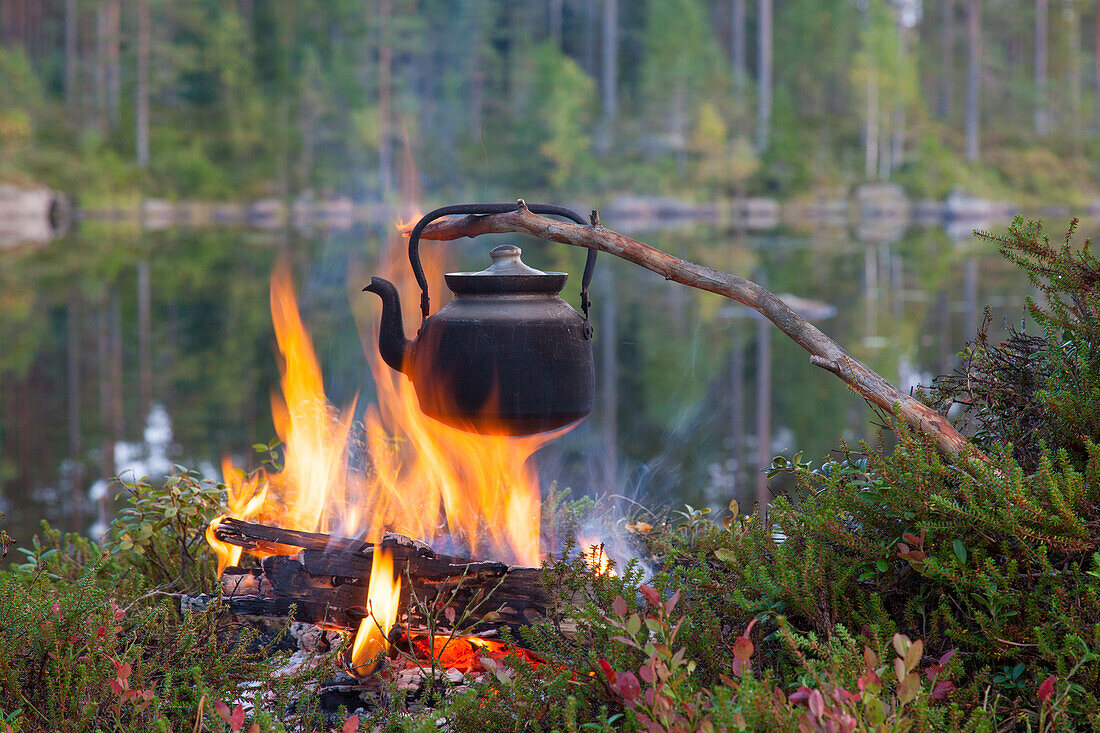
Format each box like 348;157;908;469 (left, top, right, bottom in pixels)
410;200;980;462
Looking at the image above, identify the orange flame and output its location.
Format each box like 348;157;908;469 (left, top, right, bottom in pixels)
578;537;617;576
207;215;571;573
350;548;401;675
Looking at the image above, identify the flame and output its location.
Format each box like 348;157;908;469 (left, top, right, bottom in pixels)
207;215;571;574
206;263;360;574
350;548;401;675
578;537;617;576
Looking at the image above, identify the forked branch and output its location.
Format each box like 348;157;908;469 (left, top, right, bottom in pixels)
412;200;979;461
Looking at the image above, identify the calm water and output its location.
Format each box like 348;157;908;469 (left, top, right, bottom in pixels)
0;214;1038;545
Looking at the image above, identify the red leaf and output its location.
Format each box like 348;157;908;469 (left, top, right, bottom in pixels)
788;686;812;707
639;664;655;684
343;716;360;733
615;671;641;701
938;649;956;667
663;589;681;614
732;636;754;663
214;700;231;725
731;657;745;678
117;662;131;681
110;679;124;696
931;681;955;700
1037;674;1056;704
903;533;921;546
612;595;627;618
597;658;616;684
230;703;245;732
808;689;825;719
95;625;106;639
639;585;661;607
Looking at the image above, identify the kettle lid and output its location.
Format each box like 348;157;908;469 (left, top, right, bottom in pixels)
445;244;568;295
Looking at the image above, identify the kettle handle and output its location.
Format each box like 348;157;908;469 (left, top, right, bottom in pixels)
407;203;597;325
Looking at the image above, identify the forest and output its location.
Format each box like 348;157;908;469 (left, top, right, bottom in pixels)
2;0;1100;205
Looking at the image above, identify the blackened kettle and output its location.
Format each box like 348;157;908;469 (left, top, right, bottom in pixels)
363;203;597;435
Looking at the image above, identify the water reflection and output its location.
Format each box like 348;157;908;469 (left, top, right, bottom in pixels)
0;218;1036;544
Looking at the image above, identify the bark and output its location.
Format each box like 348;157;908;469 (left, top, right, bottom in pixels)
207;519;553;637
64;0;77;113
138;259;152;417
136;0;150;167
601;0;617;124
67;295;84;532
378;0;393;196
756;0;773;152
1036;0;1049;136
731;0;746;95
965;0;980;162
549;0;563;48
106;0;120;125
1094;4;1100;132
938;0;954;119
598;266;618;492
1067;0;1082;149
411;202;980;461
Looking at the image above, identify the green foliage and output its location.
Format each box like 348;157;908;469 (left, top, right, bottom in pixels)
103;467;225;590
929;218;1100;470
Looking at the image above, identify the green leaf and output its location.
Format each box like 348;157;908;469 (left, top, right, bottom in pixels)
876;559;889;572
714;548;737;564
953;540;967;565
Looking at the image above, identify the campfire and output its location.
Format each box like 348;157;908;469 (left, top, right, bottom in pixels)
188;228;590;700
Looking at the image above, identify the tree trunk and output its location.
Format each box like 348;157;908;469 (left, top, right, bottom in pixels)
754;315;772;519
106;0;120;126
378;0;393;197
731;0;746;95
965;0;980;162
598;266;618;492
549;0;563;48
865;73;879;180
95;4;108;134
890;13;906;175
583;0;597;77
756;0;773;153
138;260;152;418
136;0;150;167
938;0;954;119
1036;0;1049;135
1067;0;1082;150
1094;4;1100;132
601;0;618;125
67;295;84;533
64;0;77;114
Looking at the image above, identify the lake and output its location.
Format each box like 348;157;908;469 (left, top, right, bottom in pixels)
0;213;1042;545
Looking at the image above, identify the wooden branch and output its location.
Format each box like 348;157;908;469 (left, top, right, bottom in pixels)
412;200;980;461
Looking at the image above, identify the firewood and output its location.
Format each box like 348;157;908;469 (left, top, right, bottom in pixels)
200;520;555;640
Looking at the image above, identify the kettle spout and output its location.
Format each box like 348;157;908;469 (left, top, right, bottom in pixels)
362;277;412;374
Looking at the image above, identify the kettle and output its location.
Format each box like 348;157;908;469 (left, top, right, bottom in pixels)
363;203;597;435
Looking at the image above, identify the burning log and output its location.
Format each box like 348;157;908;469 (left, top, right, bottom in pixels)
411;200;981;462
186;518;555;640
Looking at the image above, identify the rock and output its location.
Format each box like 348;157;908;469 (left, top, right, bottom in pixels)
0;183;69;248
